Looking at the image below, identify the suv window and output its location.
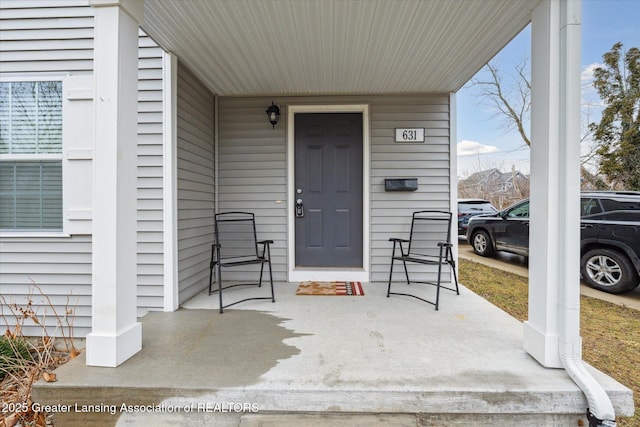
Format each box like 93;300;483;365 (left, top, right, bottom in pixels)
581;198;603;216
507;202;529;218
589;210;640;221
600;198;640;212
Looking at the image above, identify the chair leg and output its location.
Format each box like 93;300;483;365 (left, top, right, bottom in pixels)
217;261;224;314
387;258;395;297
268;259;275;303
435;246;448;311
208;265;213;295
435;260;444;311
208;244;215;295
452;263;460;294
262;243;274;302
449;247;460;295
258;262;265;288
402;260;410;284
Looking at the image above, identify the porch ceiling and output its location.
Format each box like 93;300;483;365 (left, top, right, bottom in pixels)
142;0;538;96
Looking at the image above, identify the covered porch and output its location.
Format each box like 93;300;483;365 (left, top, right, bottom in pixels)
33;282;633;426
80;0;633;424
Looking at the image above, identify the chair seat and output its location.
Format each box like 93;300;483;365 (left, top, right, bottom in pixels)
392;254;447;265
219;256;267;266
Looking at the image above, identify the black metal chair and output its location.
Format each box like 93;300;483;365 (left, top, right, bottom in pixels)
387;210;459;310
208;212;275;313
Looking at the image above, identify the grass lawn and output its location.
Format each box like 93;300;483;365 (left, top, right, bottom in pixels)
459;258;639;427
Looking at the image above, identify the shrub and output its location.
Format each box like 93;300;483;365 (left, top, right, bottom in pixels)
0;335;32;380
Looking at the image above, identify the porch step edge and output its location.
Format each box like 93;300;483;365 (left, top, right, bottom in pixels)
32;384;634;417
238;412;591;427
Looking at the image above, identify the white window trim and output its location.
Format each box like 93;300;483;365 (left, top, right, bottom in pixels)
0;75;69;237
0;231;70;238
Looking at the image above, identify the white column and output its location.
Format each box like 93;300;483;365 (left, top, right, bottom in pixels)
524;0;582;368
162;52;179;312
449;93;459;265
86;0;144;367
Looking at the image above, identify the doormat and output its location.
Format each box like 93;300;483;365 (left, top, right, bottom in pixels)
295;281;364;296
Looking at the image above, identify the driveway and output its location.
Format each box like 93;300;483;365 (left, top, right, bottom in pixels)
458;237;640;311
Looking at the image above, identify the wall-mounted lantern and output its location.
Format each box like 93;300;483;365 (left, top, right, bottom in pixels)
266;102;280;129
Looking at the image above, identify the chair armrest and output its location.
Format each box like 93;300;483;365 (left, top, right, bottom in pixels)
258;240;274;245
389;238;409;243
437;242;453;247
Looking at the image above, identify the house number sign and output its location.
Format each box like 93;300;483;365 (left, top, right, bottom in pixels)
395;128;425;143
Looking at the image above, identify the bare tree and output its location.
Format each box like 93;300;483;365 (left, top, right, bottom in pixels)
471;60;531;147
469;58;607;189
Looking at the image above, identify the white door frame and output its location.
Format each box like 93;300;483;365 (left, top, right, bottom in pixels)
287;104;370;282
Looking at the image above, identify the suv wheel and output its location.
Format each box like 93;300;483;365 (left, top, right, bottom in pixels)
580;249;639;293
471;230;495;257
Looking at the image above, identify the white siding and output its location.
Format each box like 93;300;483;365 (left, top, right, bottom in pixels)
218;95;451;282
176;63;215;304
0;2;167;336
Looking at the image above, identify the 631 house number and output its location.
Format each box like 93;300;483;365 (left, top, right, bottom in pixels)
395;128;425;143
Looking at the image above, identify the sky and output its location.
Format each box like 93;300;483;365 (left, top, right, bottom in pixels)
456;0;640;179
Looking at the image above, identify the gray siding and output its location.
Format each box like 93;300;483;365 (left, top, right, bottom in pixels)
0;0;94;74
369;97;451;282
0;237;93;337
0;1;167;336
136;34;165;314
218;95;451;282
217;98;287;281
0;0;95;337
176;63;215;304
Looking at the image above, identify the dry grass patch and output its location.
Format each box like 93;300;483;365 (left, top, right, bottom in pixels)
459;258;638;427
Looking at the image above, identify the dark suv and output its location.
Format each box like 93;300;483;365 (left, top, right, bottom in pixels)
466;191;640;294
457;199;498;235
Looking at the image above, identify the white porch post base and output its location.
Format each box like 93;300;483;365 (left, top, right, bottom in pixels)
524;321;561;368
86;323;142;367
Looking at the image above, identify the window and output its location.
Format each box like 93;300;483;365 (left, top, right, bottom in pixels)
581;198;603;216
507;201;529;218
600;198;640;212
0;81;63;230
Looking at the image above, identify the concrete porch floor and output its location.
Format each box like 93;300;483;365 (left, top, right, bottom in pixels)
33;282;633;426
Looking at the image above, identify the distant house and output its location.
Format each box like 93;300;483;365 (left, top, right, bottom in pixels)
459;168;530;208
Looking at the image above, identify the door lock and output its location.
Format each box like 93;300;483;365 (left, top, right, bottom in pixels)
295;199;305;218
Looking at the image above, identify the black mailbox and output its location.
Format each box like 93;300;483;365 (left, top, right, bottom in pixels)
384;178;418;192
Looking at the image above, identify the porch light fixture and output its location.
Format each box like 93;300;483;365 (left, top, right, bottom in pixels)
266;102;280;129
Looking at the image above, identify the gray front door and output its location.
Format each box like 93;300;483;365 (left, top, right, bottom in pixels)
294;113;363;268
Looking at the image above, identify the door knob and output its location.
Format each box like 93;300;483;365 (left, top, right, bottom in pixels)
295;199;305;218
